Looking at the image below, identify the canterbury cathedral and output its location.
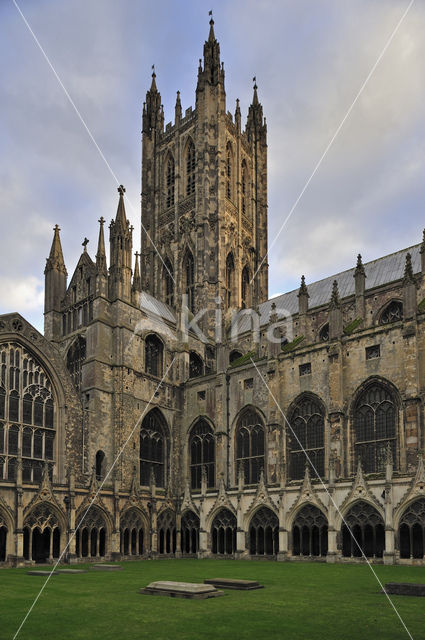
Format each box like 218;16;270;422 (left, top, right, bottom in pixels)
2;21;425;567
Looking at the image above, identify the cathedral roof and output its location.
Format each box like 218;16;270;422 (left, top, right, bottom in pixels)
256;242;421;327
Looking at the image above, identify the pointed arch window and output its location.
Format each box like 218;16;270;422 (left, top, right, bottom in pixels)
140;409;169;487
292;505;328;557
66;336;86;391
0;343;55;482
226;253;235;309
341;501;384;558
379;300;403;325
241;266;250;309
189;419;215;489
226;142;233;200
235;409;265;485
183;250;195;313
166;155;175;208
353;382;397;474
163;258;174;307
241;159;248;215
145;334;163;378
319;323;329;342
95;450;106;481
186;140;196;196
189;352;203;379
287;395;325;480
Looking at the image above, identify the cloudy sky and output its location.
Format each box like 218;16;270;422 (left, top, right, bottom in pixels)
0;0;424;332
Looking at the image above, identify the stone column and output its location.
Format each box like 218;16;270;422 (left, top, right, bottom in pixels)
383;446;395;564
198;496;208;557
354;254;366;321
277;491;288;561
175;512;182;558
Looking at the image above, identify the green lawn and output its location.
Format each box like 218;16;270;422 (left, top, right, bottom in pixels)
1;560;424;640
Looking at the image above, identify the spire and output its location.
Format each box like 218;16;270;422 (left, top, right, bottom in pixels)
330;280;340;309
246;76;265;142
298;275;309;297
45;225;67;275
403;252;416;285
143;67;163;135
150;68;157;92
235;97;241;132
115;185;128;229
132;251;141;292
354;253;365;276
175;90;182;123
96;216;107;276
197;13;223;91
252;77;259;106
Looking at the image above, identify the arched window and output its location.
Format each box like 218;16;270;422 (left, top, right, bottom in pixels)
353;382;397;474
189;419;215;489
380;300;403;325
292;505;328;557
95;450;105;481
0;343;56;483
319;323;329;342
66;336;86;391
181;510;200;554
120;508;145;556
225;253;235;309
241;266;250;309
75;505;107;559
211;508;236;555
341;501;384;558
186;140;196;196
229;350;242;365
287;395;325;481
249;507;279;556
145;334;163;377
157;509;176;554
399;498;425;559
183;250;195;313
163;258;174;308
0;519;7;562
241;160;248;216
139;409;169;487
23;503;61;563
235;409;265;485
165;155;175;208
189;352;203;379
226;142;233;200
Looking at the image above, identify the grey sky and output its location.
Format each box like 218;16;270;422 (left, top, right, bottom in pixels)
0;0;424;332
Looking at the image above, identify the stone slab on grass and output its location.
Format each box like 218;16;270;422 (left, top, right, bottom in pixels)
91;564;123;571
384;583;425;597
56;569;88;574
204;578;264;590
27;571;58;576
139;581;224;599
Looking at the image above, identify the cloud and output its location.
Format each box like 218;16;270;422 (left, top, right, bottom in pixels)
0;276;44;314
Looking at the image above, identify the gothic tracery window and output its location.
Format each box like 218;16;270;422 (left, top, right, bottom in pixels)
186;140;196;196
120;508;145;556
75;505;106;558
163;258;174;308
235;408;265;485
399;498;425;559
319;323;329;342
211;508;236;555
181;510;200;554
226;142;233;200
166;155;175;208
139;409;169;487
353;382;397;474
183;250;195;313
189;419;215;489
292;504;328;557
341;501;384;558
0;343;56;483
23;503;61;562
157;508;176;554
189;352;204;379
66;336;86;391
145;334;163;377
249;507;279;556
226;253;235;309
287;395;325;481
380;300;403;325
241;266;250;309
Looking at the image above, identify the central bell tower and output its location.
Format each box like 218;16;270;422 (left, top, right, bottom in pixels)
141;19;268;335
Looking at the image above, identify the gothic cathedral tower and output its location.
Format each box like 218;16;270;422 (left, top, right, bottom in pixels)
141;19;268;337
